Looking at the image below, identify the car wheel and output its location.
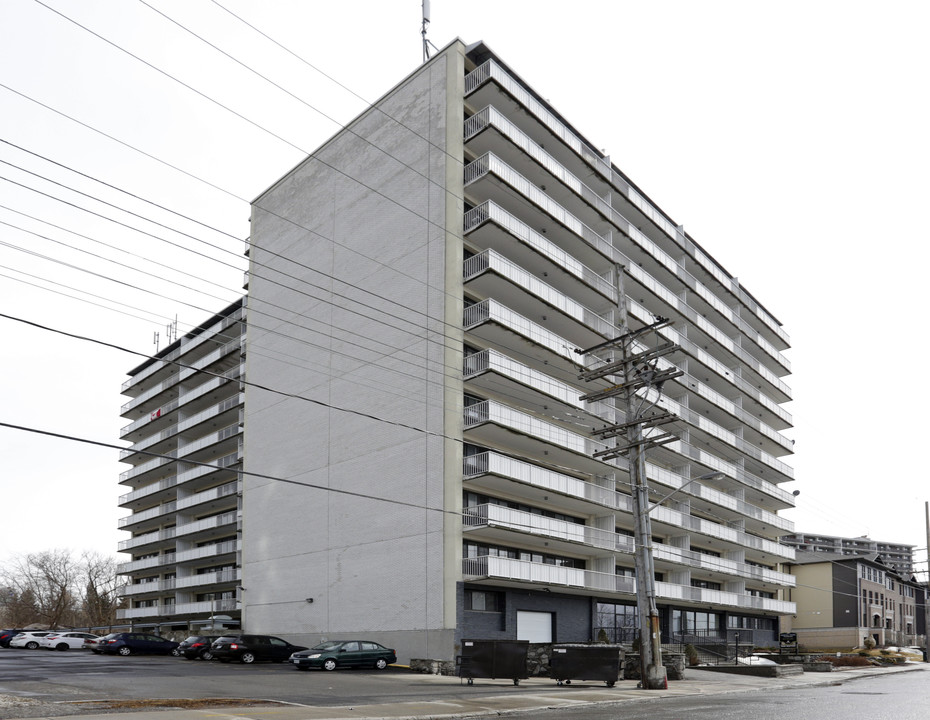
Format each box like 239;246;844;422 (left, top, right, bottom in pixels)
240;652;256;664
26;642;39;650
322;658;337;671
375;658;388;670
171;647;180;657
118;646;132;656
56;644;69;652
201;650;214;661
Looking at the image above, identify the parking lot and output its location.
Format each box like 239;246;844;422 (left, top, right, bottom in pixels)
0;647;546;711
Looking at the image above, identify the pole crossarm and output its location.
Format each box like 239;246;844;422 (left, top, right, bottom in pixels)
579;342;679;382
593;432;677;461
573;316;673;356
592;412;678;440
578;369;683;403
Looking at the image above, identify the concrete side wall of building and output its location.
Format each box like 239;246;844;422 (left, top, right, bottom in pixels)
242;42;466;664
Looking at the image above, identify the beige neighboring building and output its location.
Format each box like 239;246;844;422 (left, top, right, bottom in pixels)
784;551;926;650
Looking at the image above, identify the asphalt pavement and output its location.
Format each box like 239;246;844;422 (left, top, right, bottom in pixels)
2;662;926;720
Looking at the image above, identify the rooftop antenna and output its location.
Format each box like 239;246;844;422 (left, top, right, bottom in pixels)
421;0;438;62
153;331;160;353
166;314;178;345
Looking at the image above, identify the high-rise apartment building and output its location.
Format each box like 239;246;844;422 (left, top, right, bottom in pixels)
781;533;915;575
116;40;797;661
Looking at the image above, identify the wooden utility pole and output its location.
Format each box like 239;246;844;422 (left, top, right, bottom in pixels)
576;265;680;689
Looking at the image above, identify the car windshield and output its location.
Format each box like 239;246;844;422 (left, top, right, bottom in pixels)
311;641;343;650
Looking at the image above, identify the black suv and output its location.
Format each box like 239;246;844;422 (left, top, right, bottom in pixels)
177;635;220;660
211;635;307;664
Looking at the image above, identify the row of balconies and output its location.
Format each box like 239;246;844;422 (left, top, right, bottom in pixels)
463;503;794;587
462;555;795;615
117;539;239;574
119;569;240;597
462;398;794;509
464;342;792;485
463;59;787;351
464;108;789;381
119;448;240;508
463;208;792;431
118;511;239;553
117;597;238;621
463;151;790;405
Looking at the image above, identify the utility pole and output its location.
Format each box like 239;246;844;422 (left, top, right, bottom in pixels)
576;265;681;690
925;502;929;659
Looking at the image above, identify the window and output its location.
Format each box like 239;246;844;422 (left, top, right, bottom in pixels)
691;579;722;591
465;589;504;612
595;602;638;643
673;610;721;635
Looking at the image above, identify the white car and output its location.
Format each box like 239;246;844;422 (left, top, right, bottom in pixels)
39;632;100;651
9;631;55;649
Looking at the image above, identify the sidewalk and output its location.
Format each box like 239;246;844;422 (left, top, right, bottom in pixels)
4;663;926;720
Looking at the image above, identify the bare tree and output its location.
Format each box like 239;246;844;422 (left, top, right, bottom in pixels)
0;550;122;628
79;552;121;627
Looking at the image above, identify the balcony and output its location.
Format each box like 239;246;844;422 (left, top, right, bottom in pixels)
118;501;177;530
464;451;616;516
464;504;635;557
174;511;239;539
462;556;796;614
116;597;238;621
118;527;177;552
119;476;178;508
176;480;240;512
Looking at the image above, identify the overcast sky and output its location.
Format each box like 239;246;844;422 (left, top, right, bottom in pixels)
1;0;928;577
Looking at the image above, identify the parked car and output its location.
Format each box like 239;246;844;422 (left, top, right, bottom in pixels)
0;629;29;648
38;632;99;651
176;635;220;660
9;632;56;649
96;632;179;656
289;640;396;671
84;635;104;652
210;635;307;664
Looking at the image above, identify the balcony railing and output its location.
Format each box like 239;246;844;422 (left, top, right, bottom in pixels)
464;504;635;554
176;480;240;511
174;511;239;537
463;555;796;614
118;501;177;528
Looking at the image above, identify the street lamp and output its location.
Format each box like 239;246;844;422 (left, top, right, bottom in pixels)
646;472;726;515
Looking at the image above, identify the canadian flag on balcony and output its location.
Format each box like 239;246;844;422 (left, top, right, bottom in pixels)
151;408;162;420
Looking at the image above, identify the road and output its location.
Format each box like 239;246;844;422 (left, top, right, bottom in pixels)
1;649;927;720
483;671;930;720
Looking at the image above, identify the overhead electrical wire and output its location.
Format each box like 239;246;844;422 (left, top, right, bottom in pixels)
1;2;804;560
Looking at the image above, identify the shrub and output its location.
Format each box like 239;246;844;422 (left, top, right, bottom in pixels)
596;629;609;644
684;644;699;666
816;655;872;667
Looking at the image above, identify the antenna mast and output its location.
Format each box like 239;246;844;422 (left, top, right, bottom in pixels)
421;0;436;62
